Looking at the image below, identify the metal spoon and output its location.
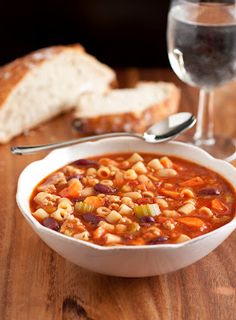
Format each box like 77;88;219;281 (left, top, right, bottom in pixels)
10;112;196;155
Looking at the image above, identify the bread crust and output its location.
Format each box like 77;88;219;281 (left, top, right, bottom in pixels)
0;44;87;107
73;86;180;134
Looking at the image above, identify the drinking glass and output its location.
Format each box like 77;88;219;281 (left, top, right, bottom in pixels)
167;0;236;161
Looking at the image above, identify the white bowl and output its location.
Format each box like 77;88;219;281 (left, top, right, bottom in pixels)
16;138;236;277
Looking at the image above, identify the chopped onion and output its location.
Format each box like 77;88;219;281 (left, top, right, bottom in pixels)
134;204;161;218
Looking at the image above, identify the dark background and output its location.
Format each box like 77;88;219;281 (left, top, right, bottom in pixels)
0;0;170;68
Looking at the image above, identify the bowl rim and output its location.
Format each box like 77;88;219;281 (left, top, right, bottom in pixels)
16;138;236;251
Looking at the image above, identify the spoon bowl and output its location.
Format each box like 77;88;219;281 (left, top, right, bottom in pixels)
144;112;196;143
11;112;196;155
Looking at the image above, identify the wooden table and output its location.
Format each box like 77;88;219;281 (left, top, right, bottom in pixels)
0;69;236;320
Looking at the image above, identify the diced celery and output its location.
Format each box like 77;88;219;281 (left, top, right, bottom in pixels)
134;204;161;218
75;201;94;214
148;204;161;216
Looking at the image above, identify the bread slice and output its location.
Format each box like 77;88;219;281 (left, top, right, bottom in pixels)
73;82;180;134
0;44;116;143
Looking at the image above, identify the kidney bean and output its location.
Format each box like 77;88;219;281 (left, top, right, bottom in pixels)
42;217;60;231
71;196;86;204
140;216;155;224
94;183;117;194
149;236;169;245
82;213;104;226
74;159;99;168
198;188;220;196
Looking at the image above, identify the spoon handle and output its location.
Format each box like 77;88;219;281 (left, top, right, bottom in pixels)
11;132;144;155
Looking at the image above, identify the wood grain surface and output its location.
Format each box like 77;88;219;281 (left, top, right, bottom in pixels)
0;69;235;320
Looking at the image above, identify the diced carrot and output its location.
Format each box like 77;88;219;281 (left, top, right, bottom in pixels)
59;179;82;198
173;163;184;171
160;189;180;199
114;178;125;188
84;196;104;209
180;177;204;187
136;198;153;205
157;216;168;224
130;237;145;245
177;217;205;228
127;180;140;187
136;183;148;192
211;199;228;212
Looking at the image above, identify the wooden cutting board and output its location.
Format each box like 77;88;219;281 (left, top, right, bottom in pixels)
0;69;235;320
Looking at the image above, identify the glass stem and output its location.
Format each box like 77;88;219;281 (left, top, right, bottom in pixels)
193;89;215;145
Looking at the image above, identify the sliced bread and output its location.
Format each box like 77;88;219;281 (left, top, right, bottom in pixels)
0;44;116;143
73;82;180;134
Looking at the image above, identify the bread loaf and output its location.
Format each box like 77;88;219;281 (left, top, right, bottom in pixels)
0;44;116;143
73;82;180;134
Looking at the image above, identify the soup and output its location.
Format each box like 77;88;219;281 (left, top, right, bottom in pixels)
30;153;236;246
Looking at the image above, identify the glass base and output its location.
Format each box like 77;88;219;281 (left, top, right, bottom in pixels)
178;135;236;162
